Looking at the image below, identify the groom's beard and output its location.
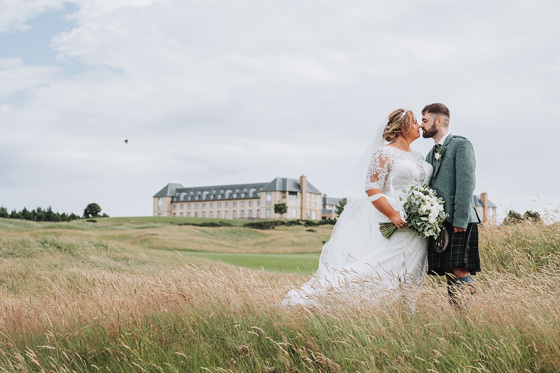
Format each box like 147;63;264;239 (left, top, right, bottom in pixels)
422;125;438;138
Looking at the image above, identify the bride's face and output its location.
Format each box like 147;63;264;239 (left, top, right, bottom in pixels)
406;119;421;142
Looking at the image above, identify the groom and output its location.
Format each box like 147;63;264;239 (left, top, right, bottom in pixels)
421;103;481;308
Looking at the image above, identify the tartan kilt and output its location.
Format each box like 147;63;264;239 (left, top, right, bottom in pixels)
427;222;481;276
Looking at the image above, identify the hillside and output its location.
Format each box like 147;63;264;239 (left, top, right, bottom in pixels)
0;217;559;371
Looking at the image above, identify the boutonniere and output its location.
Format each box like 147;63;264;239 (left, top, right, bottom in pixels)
434;145;445;161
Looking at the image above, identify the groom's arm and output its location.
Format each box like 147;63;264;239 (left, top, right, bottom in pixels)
453;139;476;230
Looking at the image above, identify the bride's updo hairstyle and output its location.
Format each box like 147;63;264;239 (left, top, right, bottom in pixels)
383;109;415;142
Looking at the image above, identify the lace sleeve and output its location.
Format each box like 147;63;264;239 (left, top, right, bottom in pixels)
365;149;391;192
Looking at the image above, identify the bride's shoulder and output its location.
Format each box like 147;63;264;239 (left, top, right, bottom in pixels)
372;145;391;155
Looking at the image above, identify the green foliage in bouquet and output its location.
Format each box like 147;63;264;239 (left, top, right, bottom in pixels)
380;184;448;239
403;185;448;238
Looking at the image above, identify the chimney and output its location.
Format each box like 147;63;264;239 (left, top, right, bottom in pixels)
480;192;488;223
300;174;308;218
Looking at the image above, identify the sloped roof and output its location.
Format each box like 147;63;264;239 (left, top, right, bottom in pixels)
155;177;322;202
261;177;321;194
323;196;343;206
153;183;184;198
472;195;497;208
172;182;268;202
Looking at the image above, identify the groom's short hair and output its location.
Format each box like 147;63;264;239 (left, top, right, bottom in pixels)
422;103;450;126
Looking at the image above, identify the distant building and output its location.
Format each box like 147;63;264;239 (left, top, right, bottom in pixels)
473;192;497;225
153;175;323;220
322;195;344;220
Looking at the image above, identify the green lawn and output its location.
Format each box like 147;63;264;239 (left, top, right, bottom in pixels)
178;250;320;274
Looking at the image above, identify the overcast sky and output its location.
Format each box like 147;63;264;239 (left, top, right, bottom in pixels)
1;0;559;220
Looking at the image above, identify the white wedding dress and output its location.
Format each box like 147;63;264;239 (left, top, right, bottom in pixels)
283;146;433;307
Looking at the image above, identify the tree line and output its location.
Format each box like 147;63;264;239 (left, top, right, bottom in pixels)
503;210;543;225
0;203;107;222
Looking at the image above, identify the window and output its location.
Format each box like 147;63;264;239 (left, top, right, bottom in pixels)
209;211;213;218
180;212;184;217
180;204;184;209
158;213;162;216
233;202;237;207
313;202;317;208
187;212;191;217
241;210;245;218
173;205;176;210
233;211;237;219
158;197;163;210
188;204;191;209
306;211;310;218
312;211;317;219
288;191;297;199
257;210;261;219
241;201;245;207
195;212;198;217
225;202;229;207
257;201;261;207
307;192;310;199
266;209;271;218
195;204;199;209
225;211;229;219
210;203;213;208
249;210;253;218
217;202;221;208
307;201;310;207
202;203;206;209
249;201;253;207
173;213;176;216
217;211;221;218
292;210;296;218
291;200;297;206
266;192;271;206
202;212;206;218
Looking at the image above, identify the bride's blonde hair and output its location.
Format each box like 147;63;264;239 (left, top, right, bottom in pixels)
383;109;415;142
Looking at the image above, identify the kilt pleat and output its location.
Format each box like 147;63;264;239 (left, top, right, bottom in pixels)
427;222;481;276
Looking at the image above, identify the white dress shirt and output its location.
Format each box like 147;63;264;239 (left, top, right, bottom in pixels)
437;132;451;145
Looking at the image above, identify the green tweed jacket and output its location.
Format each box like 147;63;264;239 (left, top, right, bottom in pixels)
426;134;481;229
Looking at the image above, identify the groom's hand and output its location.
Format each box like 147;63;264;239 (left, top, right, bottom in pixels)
453;226;466;233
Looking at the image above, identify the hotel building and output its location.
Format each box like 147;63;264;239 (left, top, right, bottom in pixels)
153;175;323;220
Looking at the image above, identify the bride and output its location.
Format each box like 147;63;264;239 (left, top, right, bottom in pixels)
283;109;433;307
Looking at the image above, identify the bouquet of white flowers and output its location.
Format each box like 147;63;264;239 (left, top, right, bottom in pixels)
379;184;448;239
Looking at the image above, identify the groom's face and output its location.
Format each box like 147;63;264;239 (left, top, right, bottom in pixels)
421;113;439;138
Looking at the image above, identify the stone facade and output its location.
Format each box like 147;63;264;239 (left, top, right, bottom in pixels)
322;195;344;220
473;192;497;225
153;175;323;220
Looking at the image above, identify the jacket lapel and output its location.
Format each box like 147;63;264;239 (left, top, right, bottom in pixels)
431;134;453;179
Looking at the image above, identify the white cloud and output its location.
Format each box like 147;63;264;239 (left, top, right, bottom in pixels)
1;0;559;217
0;0;65;32
0;58;59;97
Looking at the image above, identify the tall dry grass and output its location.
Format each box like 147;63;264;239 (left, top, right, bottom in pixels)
0;218;559;371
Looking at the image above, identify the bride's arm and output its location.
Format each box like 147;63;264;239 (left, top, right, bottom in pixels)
366;189;406;228
365;151;406;228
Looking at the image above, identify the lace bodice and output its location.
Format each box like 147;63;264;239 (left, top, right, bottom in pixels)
365;146;433;195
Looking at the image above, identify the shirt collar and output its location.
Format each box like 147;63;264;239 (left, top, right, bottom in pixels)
437;132;451;145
